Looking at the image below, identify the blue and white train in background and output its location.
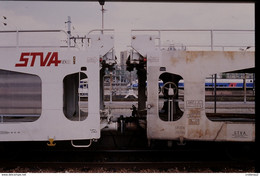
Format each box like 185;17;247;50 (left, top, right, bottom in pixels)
129;78;254;89
204;78;254;89
78;78;88;97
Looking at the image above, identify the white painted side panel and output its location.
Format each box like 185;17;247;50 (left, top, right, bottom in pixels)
133;35;255;142
0;32;114;141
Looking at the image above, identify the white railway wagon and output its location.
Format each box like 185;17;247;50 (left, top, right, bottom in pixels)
0;28;255;147
0;29;115;146
128;29;255;143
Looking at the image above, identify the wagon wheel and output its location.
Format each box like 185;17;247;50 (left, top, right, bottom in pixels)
161;82;178;98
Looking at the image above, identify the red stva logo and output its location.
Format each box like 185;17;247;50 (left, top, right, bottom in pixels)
15;52;61;67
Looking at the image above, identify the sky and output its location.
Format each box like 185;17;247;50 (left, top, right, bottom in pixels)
0;1;255;55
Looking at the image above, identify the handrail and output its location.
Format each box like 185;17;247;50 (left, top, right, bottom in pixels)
71;139;93;148
131;29;255;51
87;29;114;35
0;29;114;48
0;29;68;34
131;29;254;32
0;29;69;48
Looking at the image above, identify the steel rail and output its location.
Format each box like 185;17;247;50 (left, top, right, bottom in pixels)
1;160;255;172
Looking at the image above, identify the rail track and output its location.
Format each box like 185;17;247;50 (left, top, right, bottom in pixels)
0;142;256;173
1;160;255;173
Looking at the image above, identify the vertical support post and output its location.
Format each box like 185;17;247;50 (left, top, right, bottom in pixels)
158;30;161;49
210;30;217;114
78;72;81;121
214;74;217;113
253;73;255;96
137;68;147;112
67;16;71;47
168;99;173;121
100;68;105;110
210;30;214;51
99;0;105;34
110;71;113;103
101;5;105;34
16;30;19;48
119;74;122;95
244;73;247;103
211;75;214;95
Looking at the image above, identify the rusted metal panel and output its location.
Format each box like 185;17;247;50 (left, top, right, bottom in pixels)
133;33;255;142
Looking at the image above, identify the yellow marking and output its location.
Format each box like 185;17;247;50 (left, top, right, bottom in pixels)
47;138;56;147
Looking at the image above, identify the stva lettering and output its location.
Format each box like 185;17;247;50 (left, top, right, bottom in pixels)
15;52;61;67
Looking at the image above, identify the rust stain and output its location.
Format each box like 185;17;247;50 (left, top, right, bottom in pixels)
170;57;179;66
224;51;235;61
197;129;204;138
188;119;200;125
186;52;196;64
205;129;211;136
189;109;201;117
189;129;204;138
185;51;206;63
187;108;201;119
